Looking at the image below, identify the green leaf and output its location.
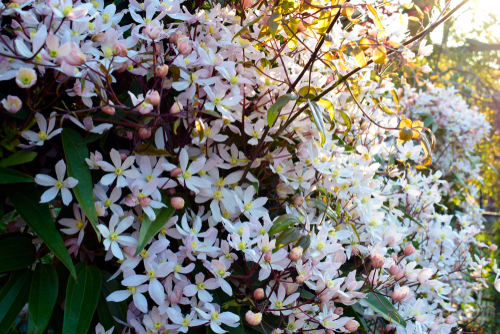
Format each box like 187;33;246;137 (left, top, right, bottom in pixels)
364;291;407;328
0;166;33;183
5;183;77;279
0;269;32;334
294;234;311;251
452;171;467;188
28;264;59;334
267;214;299;236
61;129;99;238
267;94;297;127
308;100;327;145
0;151;37;167
314;198;337;221
135;204;176;256
349;223;361;243
268;12;281;37
63;263;101;334
0;235;36;272
343;305;368;331
337;110;352;134
275;228;301;250
232;14;264;42
96;271;127;334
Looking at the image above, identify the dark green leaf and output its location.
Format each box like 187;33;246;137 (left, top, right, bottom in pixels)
5;183;77;279
268;12;281;37
267;94;297;127
96;271;127;334
314;198;337;222
63;263;101;334
275;228;301;250
364;291;407;328
61;129;99;238
294;235;311;251
0;166;33;184
135;204;176;256
0;151;37;167
0;269;32;334
0;235;36;272
267;214;299;236
28;264;58;334
343;305;368;331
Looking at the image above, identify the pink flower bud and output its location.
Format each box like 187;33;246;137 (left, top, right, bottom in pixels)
170;101;183;114
236;63;244;73
101;101;115;115
385;324;396;332
372;254;385;269
171;197;184;209
326;330;334;334
177;38;192;55
389;265;400;276
124;194;138;207
345;320;359;332
113;42;128;57
489;244;498;252
65;44;86;66
156;64;169;78
334;307;343;315
138;128;152;139
167;188;176;196
139;196;151;208
445;315;456;325
390;253;398;262
119;153;128;161
253;288;265;300
289;247;303;261
146;90;160;106
296;274;306;284
404;244;416;256
241;0;252;9
144;22;163;40
1;95;22;113
126;131;134;140
395;270;405;281
293;196;304;206
326;75;334;85
245;311;262;326
391;286;409;301
264;250;272;263
170;167;183;177
169;31;182;44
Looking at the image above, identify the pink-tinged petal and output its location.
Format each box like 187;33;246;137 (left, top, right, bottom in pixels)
64;177;79;188
115;216;134;234
110;149;122;168
179;148;189;170
40;187;59;203
109;187;122;202
166;307;184;324
283;292;300;305
116;236;138;247
204;278;220;290
133;292;149;313
96;161;116;172
60;187;73;205
55;160;67;181
109;214;119;232
46;128;63;140
183;284;198;297
115;175;128;188
149;278;165;305
219;279;232;296
111;241;123;260
197;289;212;302
122;169;140;179
100;173;117;186
121;156;135;170
252;197;267;208
35;174;57;186
97;224;110;238
122;275;149;287
243;185;254;204
103;238;111;250
258;266;271;281
187;157;206;174
106;290;131;302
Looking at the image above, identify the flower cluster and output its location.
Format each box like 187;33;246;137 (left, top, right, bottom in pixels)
0;0;497;333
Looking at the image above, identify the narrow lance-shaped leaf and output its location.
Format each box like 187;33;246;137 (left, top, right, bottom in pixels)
267;214;299;236
308;100;327;145
0;235;36;272
0;150;37;167
268;12;281;37
363;291;407;328
28;264;59;334
135;204;176;256
96;271;127;334
5;183;77;279
63;263;102;334
0;166;34;184
232;14;264;41
267;94;297;127
0;269;32;334
61;128;100;239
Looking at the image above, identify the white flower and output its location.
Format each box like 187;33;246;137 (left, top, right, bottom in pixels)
194;303;240;333
94;185;123;216
21;112;62;146
97;215;137;260
183;273;219;302
96;149;140;187
166;308;206;333
171;148;211;194
15;68;37;88
236;186;268;219
59;203;87;245
1;95;22;113
35;159;78;205
267;284;300;316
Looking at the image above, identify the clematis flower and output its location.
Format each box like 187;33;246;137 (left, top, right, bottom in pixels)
21;112;62;147
35;159;78;205
97;215;137;260
194;303;240;333
183;273;219;302
169;148;211;194
96;149;141;187
1;95;22;113
59;203;87;244
15;68;37;88
166;308;206;333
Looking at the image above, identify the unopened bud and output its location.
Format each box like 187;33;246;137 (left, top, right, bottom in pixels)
289;247;303;261
146;90;160;106
253;288;265;300
170;167;183;177
177;38;192;55
245;311;262;326
139;196;151;208
389;265;400;276
264;250;272;263
489;244;498;252
126;131;133;140
138;128;152;139
385;324;396;332
171;197;185;209
170;101;182;114
391;286;409;301
119;153;128;161
112;42;128;57
156;64;169;78
404;244;416;256
345;320;359;332
167;188;176;196
334;307;343;315
372;254;385;269
395;270;405;281
293;196;304;206
101;101;115;115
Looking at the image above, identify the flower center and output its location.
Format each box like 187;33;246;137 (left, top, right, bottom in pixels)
214;190;222;200
181;319;190;327
115;168;123;175
275;301;283;308
183;171;192;179
155;322;162;330
76;221;85;229
102;13;110;23
317;241;325;250
55;181;64;189
211;312;220;320
217;268;225;276
104;199;112;207
197;282;205;290
244;203;253;211
174;264;182;272
238;241;246;249
110;233;118;241
146;174;154;182
38;131;48;140
63;5;73;16
225;253;232;259
147;269;155;278
252;130;259;138
127;286;136;293
213;96;222;105
140;250;149;258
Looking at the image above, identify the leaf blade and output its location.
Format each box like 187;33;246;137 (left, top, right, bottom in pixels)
0;166;34;184
28;264;59;334
135;204;176;256
0;235;36;272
